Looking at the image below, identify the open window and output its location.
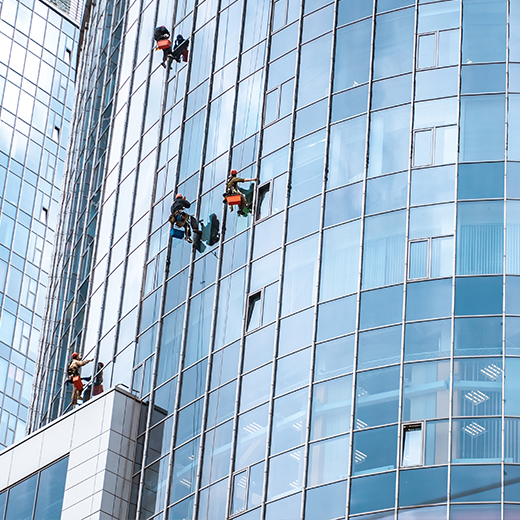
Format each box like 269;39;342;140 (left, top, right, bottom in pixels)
230;461;264;516
256;182;271;220
246;283;278;332
402;424;424;467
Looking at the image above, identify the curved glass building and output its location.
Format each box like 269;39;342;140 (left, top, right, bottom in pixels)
28;0;520;518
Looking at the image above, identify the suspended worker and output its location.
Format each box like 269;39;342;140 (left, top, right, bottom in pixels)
68;353;93;406
154;27;189;68
169;193;197;243
225;169;258;215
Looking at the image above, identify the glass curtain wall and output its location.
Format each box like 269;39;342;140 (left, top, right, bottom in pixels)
0;0;78;448
29;0;520;518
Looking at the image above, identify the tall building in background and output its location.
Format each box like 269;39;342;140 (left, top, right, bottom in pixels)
24;0;520;518
0;0;78;448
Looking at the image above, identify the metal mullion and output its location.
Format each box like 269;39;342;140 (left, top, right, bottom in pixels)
346;0;377;515
299;0;339;517
501;2;511;518
192;0;250;517
224;2;276;516
133;0;183;515
396;1;420;516
259;0;304;517
447;3;464;517
161;0;212;513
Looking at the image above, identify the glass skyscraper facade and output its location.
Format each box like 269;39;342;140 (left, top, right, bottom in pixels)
27;0;520;518
0;0;77;448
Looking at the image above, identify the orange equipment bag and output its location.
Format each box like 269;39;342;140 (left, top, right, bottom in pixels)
72;376;84;392
226;194;242;206
157;39;171;50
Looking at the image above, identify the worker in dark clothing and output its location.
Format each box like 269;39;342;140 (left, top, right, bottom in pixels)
169;193;195;243
225;169;257;215
68;353;93;406
154;28;189;68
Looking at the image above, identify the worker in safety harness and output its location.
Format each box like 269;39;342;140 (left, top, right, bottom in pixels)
154;27;189;68
169;193;198;243
68;353;93;406
224;169;257;215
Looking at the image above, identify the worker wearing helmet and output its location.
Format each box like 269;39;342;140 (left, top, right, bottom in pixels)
169;193;194;243
68;353;93;406
225;169;257;215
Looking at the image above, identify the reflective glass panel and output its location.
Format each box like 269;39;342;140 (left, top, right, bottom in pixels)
308;434;349;486
353;425;398;475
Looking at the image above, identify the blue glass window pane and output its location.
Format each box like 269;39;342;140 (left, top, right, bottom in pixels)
33;457;69;520
462;0;507;64
406;279;452;321
377;0;413;13
201;421;233;487
328;115;366;188
403;361;450;421
405;319;451;361
418;0;459;32
279;308;314;357
458;162;504;200
271;389;308;455
451;505;500;520
360;285;403;329
459;95;506;162
275;347;311;395
461;64;506;94
368;105;411;178
180;359;208;407
409;241;428;279
353;425;397;475
290;131;326;204
302;5;334;43
185;286;215;366
454;276;502;315
411;166;456;206
176;398;204;445
358;325;401;370
5;474;37;520
366;172;407;215
509;96;520;161
506;276;520;314
337;0;373;26
211;341;240;389
331;85;368;122
355;366;400;428
453;358;502;417
240;364;272;412
308;434;350;486
507;201;520;274
235;404;269;469
362;211;406;289
324;182;363;226
170;438;200;504
311;374;352;440
305;481;347;520
505;465;520;502
506;317;520;355
265;493;301;520
505;358;520;416
454;317;502;355
371;74;412;110
416;68;458;102
267;448;305;500
287;197;321;243
243;325;275;373
399;466;448;507
206;380;236;429
398;506;447;519
314;335;355;381
409;204;454;240
451;465;501;501
297;34;332;108
373;8;414;80
505;418;520;463
295;100;328;139
456;202;504;275
334;20;372;91
425;421;449;465
320;219;361;301
349;472;396;515
316;295;357;342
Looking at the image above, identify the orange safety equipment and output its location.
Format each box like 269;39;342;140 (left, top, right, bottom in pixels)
157;39;171;50
176;193;183;199
230;169;238;176
226;194;243;206
72;375;84;391
71;352;79;359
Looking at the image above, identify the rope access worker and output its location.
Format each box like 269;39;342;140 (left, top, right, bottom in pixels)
225;169;258;215
68;353;93;406
154;27;189;68
170;193;197;243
